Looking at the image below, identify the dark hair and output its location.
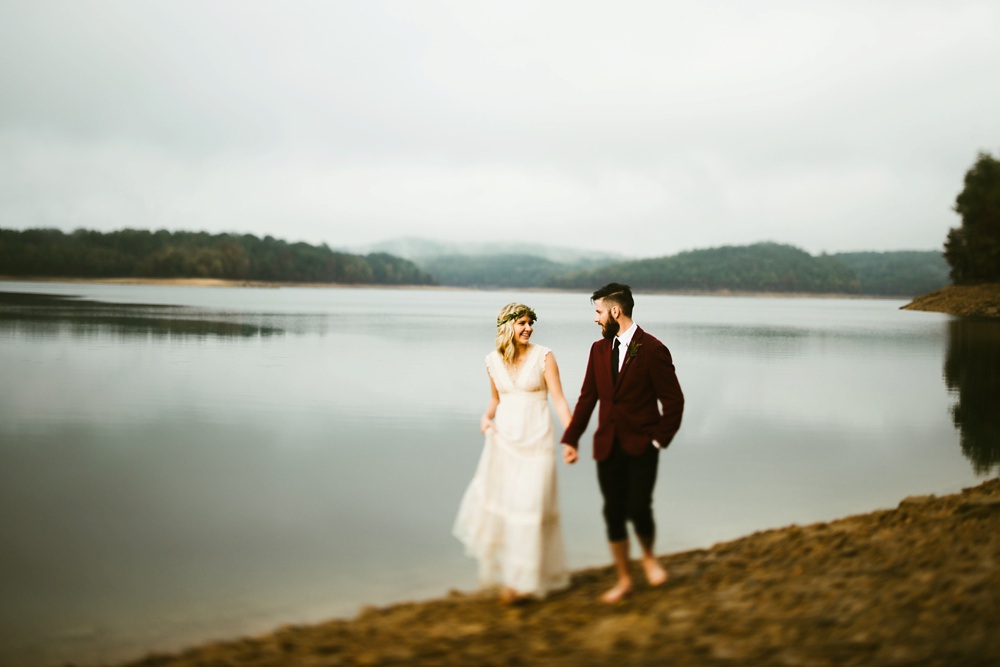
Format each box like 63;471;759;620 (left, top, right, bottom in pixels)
591;283;634;317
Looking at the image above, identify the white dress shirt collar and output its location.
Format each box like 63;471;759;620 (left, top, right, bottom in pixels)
616;322;638;352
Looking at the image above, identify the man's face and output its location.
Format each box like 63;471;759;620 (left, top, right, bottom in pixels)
594;298;619;339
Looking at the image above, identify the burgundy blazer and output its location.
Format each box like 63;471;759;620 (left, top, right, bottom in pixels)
562;326;684;461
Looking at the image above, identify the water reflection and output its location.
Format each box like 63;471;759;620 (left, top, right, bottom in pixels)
0;291;283;339
0;283;989;667
944;317;1000;474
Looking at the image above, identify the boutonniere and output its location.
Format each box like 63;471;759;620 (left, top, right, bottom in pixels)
625;341;643;364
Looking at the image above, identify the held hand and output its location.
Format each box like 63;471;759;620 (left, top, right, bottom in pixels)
562;444;578;464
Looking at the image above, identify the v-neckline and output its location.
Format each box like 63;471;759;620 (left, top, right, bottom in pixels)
504;344;536;386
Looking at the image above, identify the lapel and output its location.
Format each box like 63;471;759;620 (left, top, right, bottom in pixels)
598;337;615;396
614;326;644;394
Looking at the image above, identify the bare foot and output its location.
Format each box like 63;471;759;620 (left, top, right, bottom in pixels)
500;588;529;605
642;557;668;587
600;577;633;604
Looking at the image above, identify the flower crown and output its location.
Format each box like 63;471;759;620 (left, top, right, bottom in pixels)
497;307;537;328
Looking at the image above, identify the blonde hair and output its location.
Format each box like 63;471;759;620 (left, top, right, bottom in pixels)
495;303;537;364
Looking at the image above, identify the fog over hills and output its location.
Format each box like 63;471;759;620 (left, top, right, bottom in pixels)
351;237;625;265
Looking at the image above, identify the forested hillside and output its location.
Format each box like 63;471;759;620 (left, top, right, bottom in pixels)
0;229;950;295
410;244;947;295
0;228;434;285
415;253;621;288
417;254;569;288
361;237;622;266
546;243;862;294
835;251;948;296
545;244;949;295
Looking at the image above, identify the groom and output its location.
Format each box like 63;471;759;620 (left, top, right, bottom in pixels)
562;283;684;603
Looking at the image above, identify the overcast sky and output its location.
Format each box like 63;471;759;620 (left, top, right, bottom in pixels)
1;1;997;258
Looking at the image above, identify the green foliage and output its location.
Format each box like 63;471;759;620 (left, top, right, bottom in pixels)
945;151;1000;283
944;318;1000;475
547;243;861;294
833;251;949;296
417;254;573;288
1;228;951;295
543;244;946;296
0;228;434;285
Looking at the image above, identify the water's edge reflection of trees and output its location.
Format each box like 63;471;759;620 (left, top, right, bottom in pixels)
0;291;283;338
944;317;1000;474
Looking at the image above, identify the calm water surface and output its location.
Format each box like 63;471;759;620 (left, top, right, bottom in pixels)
0;282;995;666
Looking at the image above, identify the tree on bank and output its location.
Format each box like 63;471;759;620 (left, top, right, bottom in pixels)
945;151;1000;283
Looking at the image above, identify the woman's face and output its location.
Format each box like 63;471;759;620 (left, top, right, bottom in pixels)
513;315;534;346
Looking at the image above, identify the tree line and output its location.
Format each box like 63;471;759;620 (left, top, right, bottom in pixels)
413;246;951;295
0;229;951;295
834;251;950;296
545;243;949;296
0;228;435;285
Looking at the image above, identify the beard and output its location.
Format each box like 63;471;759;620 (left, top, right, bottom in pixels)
601;318;620;339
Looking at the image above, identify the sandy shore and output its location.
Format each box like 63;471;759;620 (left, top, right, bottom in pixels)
902;284;1000;319
110;478;1000;667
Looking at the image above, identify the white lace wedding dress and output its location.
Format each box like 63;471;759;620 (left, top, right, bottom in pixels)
453;344;570;597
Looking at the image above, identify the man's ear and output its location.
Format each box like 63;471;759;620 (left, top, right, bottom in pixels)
611;306;620;319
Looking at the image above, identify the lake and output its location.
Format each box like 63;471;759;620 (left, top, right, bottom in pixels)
0;281;995;666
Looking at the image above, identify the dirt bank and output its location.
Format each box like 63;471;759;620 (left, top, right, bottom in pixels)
902;284;1000;318
113;479;1000;667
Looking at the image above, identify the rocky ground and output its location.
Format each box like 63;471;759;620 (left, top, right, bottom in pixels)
902;284;1000;319
107;479;1000;667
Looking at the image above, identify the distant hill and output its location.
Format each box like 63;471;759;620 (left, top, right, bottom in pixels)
12;228;947;295
833;251;949;296
0;228;435;285
356;237;623;266
355;238;950;295
546;243;862;294
543;244;950;296
353;237;622;288
417;254;572;288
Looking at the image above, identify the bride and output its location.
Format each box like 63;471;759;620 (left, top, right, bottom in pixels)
453;303;573;603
